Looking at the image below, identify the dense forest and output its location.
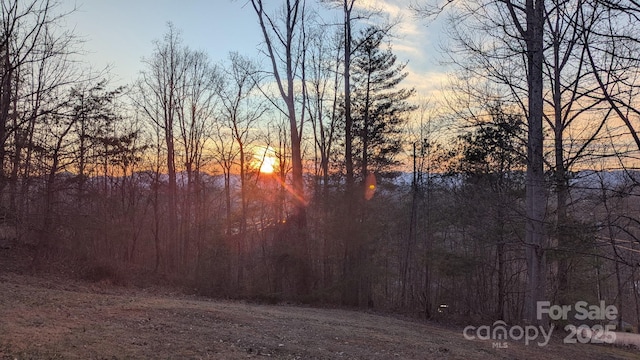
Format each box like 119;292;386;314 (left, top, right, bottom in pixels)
1;0;640;330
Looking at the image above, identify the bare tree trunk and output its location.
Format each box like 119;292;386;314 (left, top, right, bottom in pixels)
523;0;547;324
35;119;75;265
152;128;164;273
9;84;20;213
165;124;178;266
250;0;307;228
344;0;355;189
341;0;358;308
0;42;13;198
152;175;162;273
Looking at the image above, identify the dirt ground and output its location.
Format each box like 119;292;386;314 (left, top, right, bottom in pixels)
1;250;640;359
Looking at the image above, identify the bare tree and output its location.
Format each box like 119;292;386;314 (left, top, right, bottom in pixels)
135;23;190;271
219;52;266;288
304;25;341;194
416;0;547;323
540;0;613;303
250;0;308;227
581;0;640;153
1;0;82;244
176;50;219;197
0;0;77;200
0;1;88;264
212;120;238;236
175;49;221;266
429;0;640;320
321;0;358;190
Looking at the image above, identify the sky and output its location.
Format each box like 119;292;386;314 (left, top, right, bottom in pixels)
63;0;447;98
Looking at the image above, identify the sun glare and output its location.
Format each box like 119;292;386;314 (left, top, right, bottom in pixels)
255;146;278;174
260;156;276;174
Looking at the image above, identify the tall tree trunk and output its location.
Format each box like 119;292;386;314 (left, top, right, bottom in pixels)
250;0;307;228
497;235;506;320
550;28;571;305
361;66;371;181
287;63;306;228
238;143;246;289
165;130;178;269
555;137;570;303
9;92;20;213
153;178;162;273
524;0;548;325
224;168;232;235
344;1;354;189
0;48;13;198
341;0;358;308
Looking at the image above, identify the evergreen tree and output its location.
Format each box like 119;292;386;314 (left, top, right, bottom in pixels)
350;26;416;180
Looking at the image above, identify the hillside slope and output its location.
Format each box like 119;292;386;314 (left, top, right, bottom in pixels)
0;244;638;360
1;271;639;360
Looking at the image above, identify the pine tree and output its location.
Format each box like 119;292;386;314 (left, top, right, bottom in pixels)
350;26;416;180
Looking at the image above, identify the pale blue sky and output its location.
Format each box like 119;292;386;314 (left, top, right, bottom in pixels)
64;0;445;96
66;0;262;84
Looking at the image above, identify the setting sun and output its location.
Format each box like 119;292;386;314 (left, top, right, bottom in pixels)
255;146;278;174
260;156;276;174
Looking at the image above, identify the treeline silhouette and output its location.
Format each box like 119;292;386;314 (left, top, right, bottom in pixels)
1;0;640;328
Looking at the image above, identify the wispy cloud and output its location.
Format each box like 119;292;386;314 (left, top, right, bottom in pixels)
354;0;443;81
404;67;451;100
356;0;422;37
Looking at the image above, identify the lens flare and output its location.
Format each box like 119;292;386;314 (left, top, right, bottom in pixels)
364;173;377;200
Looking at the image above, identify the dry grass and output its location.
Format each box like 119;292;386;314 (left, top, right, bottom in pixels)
0;271;639;360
